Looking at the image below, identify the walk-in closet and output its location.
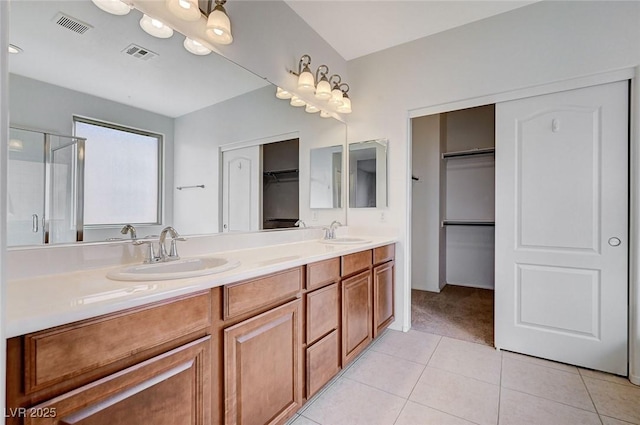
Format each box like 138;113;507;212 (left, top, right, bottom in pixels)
411;105;495;345
262;138;299;229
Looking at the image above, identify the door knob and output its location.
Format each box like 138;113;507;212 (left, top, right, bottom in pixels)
608;237;621;247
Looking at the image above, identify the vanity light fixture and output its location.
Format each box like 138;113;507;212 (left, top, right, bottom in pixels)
337;84;352;114
296;55;315;92
305;104;320;114
276;87;293;100
206;0;233;45
290;96;306;107
329;75;344;106
8;44;22;54
91;0;132;15
166;0;201;21
140;14;174;38
314;65;331;100
184;37;212;55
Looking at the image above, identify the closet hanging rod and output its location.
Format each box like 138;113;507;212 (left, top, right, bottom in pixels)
441;220;495;227
442;147;495;159
176;184;205;190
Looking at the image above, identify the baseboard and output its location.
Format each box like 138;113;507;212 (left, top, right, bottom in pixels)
630;372;640;386
445;282;495;290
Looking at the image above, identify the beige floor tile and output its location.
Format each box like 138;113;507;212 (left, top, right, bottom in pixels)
342;350;425;398
303;378;405;425
370;329;441;364
499;388;601;425
409;367;499;425
437;336;499;354
501;357;595;411
579;368;637;387
600;415;638;425
502;350;579;374
291;416;320;425
428;336;502;385
583;377;640;424
394;401;477;425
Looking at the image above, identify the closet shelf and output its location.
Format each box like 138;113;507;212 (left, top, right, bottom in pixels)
442;219;495;227
442;147;495;159
263;169;299;182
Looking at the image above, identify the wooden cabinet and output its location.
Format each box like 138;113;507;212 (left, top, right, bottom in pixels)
224;299;302;425
372;244;396;338
306;330;340;398
23;337;211;425
341;270;372;365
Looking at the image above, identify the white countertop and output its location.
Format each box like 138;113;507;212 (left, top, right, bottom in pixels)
6;236;396;338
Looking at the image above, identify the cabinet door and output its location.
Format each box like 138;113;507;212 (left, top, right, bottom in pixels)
224;299;302;425
373;261;395;338
24;337;211;425
341;270;372;365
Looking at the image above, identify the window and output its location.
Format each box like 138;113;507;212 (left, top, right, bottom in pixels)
74;117;162;226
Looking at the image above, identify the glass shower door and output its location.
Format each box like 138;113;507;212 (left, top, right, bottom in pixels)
7;128;46;246
7;128;85;246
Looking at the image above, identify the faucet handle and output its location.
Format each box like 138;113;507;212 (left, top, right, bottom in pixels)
168;237;187;259
138;240;160;263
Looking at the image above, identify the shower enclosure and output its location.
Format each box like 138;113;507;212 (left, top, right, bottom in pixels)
7;127;85;246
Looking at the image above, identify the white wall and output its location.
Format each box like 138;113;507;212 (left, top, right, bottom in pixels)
8;74;175;241
173;85;347;234
347;1;640;332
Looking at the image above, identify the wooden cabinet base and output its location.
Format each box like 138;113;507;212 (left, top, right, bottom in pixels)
224;299;302;425
23;337;211;425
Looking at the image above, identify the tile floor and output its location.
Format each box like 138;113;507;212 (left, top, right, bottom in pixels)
288;329;640;425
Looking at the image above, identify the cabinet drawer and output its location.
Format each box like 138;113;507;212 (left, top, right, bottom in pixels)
224;267;303;320
307;258;340;291
341;250;372;277
24;291;211;394
373;244;395;265
24;337;211;425
306;330;340;398
306;283;339;345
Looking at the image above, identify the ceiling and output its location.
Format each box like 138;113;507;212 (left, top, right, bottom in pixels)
285;1;539;61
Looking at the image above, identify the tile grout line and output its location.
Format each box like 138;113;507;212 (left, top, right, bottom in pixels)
578;369;605;425
502;386;603;416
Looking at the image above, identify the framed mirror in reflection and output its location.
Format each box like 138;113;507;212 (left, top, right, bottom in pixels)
310;145;343;209
7;0;347;247
348;139;388;208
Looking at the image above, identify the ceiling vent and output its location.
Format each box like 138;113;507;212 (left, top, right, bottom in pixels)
52;12;93;35
122;44;159;61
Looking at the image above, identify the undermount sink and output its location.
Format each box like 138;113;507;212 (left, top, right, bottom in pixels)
320;237;372;245
107;257;240;281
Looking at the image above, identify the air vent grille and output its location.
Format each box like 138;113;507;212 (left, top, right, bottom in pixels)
122;44;158;61
52;13;92;34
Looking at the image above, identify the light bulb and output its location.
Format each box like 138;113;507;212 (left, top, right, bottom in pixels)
329;88;344;106
166;0;201;21
305;104;320;113
184;37;211;55
337;96;352;114
320;110;331;118
297;66;315;92
140;14;174;38
276;87;293;100
206;5;233;45
315;78;332;100
91;0;131;15
290;96;306;107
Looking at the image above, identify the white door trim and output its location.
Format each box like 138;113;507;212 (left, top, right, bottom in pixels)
405;66;639;383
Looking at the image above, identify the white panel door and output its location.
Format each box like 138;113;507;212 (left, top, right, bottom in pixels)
222;146;261;232
495;81;628;375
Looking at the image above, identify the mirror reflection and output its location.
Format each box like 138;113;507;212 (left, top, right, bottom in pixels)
349;139;388;208
7;0;347;247
310;145;343;209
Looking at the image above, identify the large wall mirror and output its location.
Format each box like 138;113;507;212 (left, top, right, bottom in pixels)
348;139;388;208
7;0;347;247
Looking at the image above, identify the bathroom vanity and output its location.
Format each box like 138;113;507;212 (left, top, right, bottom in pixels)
5;241;395;425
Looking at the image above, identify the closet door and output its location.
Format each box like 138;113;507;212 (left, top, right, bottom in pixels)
495;81;628;375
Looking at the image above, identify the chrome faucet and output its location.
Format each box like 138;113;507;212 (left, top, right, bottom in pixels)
324;220;342;239
295;219;307;228
120;224;137;241
158;226;185;261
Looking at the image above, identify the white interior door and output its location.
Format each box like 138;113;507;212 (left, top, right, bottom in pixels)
495;81;629;375
222;146;261;232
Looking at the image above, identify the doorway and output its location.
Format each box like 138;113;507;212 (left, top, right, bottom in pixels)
410;105;496;346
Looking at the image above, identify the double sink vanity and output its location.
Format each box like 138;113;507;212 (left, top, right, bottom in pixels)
5;235;396;425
